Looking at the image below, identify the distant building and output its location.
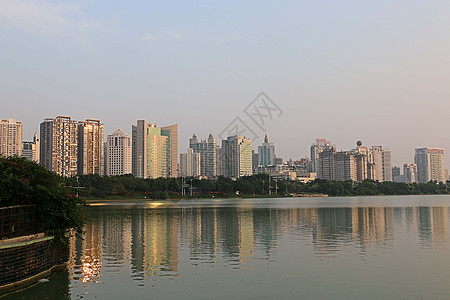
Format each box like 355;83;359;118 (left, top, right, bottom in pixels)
78;119;104;175
0;118;23;157
40;116;79;177
21;133;39;163
403;163;418;184
394;175;405;183
180;148;200;177
318;145;336;180
222;135;252;178
414;148;445;183
189;133;220;178
310;139;332;174
392;166;400;179
258;134;275;166
382;149;392;181
252;150;258;170
333;151;357;182
40;116;104;177
106;129;132;176
132;120;178;179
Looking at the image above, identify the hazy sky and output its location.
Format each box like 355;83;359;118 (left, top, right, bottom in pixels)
1;0;450;169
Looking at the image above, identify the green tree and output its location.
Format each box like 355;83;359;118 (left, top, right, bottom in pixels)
0;156;84;240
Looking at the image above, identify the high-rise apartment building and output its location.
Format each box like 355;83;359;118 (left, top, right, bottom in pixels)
78;119;104;175
371;146;383;181
106;129;132;176
392;166;400;179
180;148;200;177
258;134;276;166
334;151;357;182
21;133;40;163
310;139;332;174
414;148;445;183
317;145;336;180
40;116;78;177
189;133;220;178
222;135;252;178
132;120;177;179
161;124;178;178
382;149;392;182
404;163;418;184
0;118;23;157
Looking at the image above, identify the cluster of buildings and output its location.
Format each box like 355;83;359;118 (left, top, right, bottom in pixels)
0;117;448;183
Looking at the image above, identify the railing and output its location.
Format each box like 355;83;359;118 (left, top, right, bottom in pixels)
0;205;39;240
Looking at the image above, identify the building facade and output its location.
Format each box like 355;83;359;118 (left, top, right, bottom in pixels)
189;133;220;178
404;163;418;184
40;116;78;177
222;135;252;178
414;148;445;183
21;133;39;163
106;129;132;176
318;145;336;180
132;120;177;179
310;139;332;175
180;148;201;177
258;135;276;167
78;119;104;175
0;118;23;157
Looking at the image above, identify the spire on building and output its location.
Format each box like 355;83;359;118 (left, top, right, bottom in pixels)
264;134;268;143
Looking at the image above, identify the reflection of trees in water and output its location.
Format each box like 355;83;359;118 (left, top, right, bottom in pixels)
68;205;449;280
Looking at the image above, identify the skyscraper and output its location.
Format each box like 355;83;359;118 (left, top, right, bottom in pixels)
40;116;78;177
222;135;252;178
132;120;177;179
78;119;104;175
189;133;220;178
161;124;178;178
414;148;445;183
106;129;132;176
0;118;23;157
258;134;276;167
310;139;332;175
382;149;392;182
317;144;336;180
333;151;357;182
21;133;39;163
180;148;201;177
404;163;418;184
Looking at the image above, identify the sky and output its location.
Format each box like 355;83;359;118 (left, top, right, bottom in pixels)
1;0;450;169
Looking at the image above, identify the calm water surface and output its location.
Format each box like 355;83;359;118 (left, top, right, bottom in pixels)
5;195;450;299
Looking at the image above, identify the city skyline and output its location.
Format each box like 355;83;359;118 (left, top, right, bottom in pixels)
3;113;450;172
2;1;450;170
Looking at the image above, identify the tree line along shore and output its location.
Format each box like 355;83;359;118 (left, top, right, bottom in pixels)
64;173;450;200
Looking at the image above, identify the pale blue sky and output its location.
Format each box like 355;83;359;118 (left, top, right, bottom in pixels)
1;0;450;168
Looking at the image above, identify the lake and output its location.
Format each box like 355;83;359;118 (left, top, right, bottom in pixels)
5;195;450;299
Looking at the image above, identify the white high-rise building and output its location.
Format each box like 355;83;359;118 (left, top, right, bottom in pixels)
382;149;392;182
404;163;418;184
132;120;178;179
21;133;39;163
40;116;79;177
78;119;104;175
106;129;132;176
222;135;252;178
414;148;446;183
310;139;332;175
180;148;201;177
189;133;220;178
0;118;23;157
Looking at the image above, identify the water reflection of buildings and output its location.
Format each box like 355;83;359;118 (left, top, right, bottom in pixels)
69;205;450;279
